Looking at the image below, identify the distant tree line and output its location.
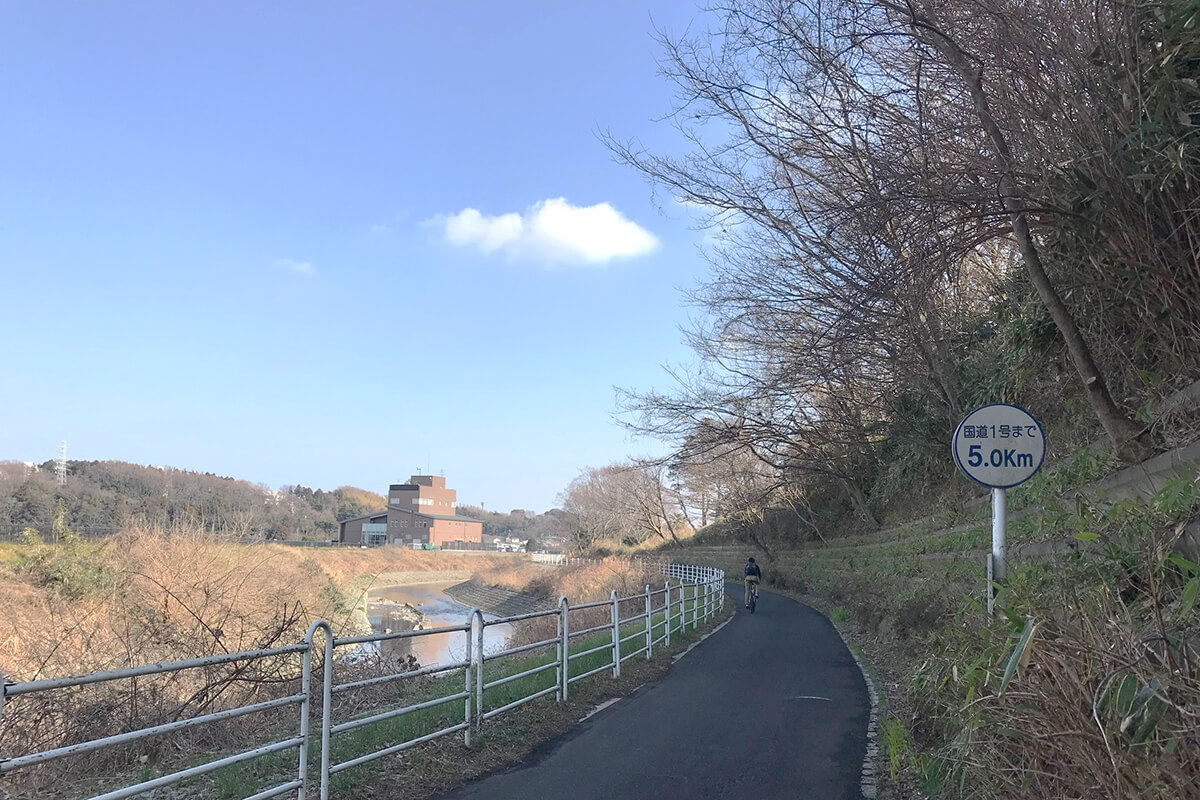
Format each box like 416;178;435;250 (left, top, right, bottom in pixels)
0;460;384;541
455;505;571;551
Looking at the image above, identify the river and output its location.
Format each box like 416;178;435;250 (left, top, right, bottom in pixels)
366;581;513;667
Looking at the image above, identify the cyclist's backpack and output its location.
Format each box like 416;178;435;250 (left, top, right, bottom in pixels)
745;562;760;577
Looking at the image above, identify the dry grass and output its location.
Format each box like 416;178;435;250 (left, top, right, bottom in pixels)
0;527;511;797
0;527;522;683
275;545;509;584
472;557;665;604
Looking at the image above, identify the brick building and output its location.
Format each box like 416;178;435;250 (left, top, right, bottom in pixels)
339;475;483;548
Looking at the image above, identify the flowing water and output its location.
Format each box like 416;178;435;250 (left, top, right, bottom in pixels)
366;581;513;667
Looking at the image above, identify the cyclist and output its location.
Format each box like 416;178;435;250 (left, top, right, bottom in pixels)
744;557;761;608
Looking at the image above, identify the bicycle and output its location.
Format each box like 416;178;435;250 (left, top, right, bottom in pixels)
745;579;759;613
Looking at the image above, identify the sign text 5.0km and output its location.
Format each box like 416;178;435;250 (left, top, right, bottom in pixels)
952;404;1046;489
965;445;1035;469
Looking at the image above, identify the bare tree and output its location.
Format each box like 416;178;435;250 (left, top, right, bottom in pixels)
877;0;1154;458
609;0;1178;548
558;462;695;551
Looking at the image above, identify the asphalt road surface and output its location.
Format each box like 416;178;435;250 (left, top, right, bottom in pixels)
438;585;870;800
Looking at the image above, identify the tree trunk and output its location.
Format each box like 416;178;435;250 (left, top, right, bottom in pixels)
900;1;1152;462
841;477;880;529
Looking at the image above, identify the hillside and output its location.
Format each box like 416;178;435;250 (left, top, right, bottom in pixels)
0;460;384;541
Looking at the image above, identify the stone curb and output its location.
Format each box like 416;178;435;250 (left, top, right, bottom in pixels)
846;645;881;799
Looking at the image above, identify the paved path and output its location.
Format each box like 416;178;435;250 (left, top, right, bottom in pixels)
439;586;870;800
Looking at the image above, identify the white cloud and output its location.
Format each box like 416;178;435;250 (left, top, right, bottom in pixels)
275;258;315;275
433;198;659;265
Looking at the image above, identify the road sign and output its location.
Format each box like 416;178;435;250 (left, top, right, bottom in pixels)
953;403;1047;597
952;403;1046;489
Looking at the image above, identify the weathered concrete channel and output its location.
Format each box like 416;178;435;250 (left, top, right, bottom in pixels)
444;580;548;617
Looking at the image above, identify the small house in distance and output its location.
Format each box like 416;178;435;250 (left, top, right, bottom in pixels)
339;475;483;548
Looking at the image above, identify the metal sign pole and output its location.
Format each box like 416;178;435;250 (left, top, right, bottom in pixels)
992;487;1007;583
986;553;994;617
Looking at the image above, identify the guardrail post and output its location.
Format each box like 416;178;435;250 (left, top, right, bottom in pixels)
298;624;321;800
610;589;621;678
664;582;671;647
681;582;688;631
691;583;698;630
677;581;684;632
557;596;568;701
464;615;474;746
473;609;485;732
644;584;652;660
318;623;333;800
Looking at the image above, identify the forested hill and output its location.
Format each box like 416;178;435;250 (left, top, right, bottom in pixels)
456;504;570;551
0;459;384;541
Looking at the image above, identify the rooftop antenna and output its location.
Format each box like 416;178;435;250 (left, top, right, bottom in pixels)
55;441;68;486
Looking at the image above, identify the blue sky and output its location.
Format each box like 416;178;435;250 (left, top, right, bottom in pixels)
0;2;715;513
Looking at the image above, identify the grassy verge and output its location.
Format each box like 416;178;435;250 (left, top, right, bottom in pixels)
671;467;1200;800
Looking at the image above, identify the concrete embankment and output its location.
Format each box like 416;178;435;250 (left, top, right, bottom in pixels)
444;580;548;617
340;571;475;635
367;570;475;588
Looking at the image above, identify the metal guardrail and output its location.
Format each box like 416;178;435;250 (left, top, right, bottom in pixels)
0;563;725;800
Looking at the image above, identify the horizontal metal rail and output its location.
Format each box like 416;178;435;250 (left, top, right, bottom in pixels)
330;690;470;735
0;692;305;771
483;608;558;625
568;641;614;661
621;645;649;662
334;621;470;646
2;561;726;800
5;643;310;696
481;684;559;720
242;778;306;800
570;599;612;610
88;736;303;800
329;722;471;775
484;636;560;660
567;662;614;685
567;622;612;639
483;659;558;691
242;779;306;800
331;659;469;695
